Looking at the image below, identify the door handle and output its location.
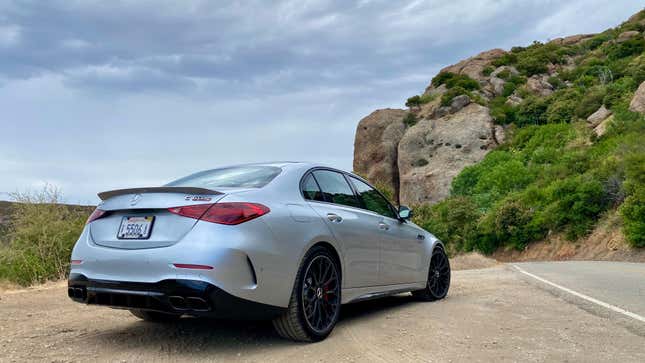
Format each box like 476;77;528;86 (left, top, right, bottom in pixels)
378;222;390;230
327;213;342;223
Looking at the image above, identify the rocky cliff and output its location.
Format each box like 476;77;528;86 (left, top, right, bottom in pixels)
354;9;645;207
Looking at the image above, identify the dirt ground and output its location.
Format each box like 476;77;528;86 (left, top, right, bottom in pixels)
2;263;644;362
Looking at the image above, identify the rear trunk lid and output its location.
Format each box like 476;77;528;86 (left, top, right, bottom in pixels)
90;187;231;249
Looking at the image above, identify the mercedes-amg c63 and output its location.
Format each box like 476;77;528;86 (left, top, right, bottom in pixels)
68;162;451;341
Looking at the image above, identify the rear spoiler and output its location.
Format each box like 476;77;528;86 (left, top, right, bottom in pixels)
98;187;222;201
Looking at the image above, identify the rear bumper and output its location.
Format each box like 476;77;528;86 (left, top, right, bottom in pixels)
68;273;285;320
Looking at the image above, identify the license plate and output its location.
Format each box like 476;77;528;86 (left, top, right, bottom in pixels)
117;216;155;240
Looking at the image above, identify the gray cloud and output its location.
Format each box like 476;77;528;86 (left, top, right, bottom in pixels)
0;0;641;203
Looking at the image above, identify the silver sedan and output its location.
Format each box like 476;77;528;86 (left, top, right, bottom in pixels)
68;162;450;341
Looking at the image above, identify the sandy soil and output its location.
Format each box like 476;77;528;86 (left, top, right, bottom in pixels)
1;264;644;362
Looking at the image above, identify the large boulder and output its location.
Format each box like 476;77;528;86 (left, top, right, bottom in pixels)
586;105;612;127
430;48;507;85
617;30;640;43
526;75;554;96
397;103;499;206
629;81;645;113
548;34;595;46
353;109;407;201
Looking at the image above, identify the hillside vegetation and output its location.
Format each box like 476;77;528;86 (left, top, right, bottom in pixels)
0;187;92;286
411;11;645;254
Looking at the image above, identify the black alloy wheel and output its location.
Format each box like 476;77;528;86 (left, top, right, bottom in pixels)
273;246;341;342
413;246;451;301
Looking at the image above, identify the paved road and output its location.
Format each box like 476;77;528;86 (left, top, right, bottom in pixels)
514;261;645;319
2;264;645;362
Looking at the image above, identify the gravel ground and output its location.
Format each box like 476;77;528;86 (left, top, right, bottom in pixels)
1;265;644;362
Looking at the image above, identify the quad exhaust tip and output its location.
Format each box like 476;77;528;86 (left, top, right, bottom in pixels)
67;287;86;300
168;296;210;311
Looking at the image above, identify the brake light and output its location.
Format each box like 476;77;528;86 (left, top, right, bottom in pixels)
168;202;270;225
86;208;107;224
167;204;212;220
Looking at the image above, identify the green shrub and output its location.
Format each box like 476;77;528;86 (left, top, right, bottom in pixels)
441;86;470;106
621;186;645;247
546;89;579;123
405;95;421;108
431;72;480;90
582;32;615;50
489;96;517;124
492;53;517;67
402;112;418;127
482;66;494;76
603;76;637;107
547;75;565;89
0;187;89;286
625;55;645;84
575;86;606;118
540;176;607;240
516;96;549;126
606;38;645;61
405;94;436;107
620;149;645;247
412;197;481;253
479;195;545;251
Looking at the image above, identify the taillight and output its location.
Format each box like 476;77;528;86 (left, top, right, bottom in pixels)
86;208;107;224
167;204;212;220
168;202;270;225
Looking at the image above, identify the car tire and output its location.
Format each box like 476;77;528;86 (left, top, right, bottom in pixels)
412;246;451;301
130;309;181;322
272;245;342;342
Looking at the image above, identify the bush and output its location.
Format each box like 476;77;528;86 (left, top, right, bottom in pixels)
620;149;645;247
539;176;607;240
406;93;436;108
482;66;494;76
546;89;579;123
575;86;606;118
431;72;480;90
516;96;549;126
603;76;637;107
412;197;481;253
441;86;471;106
405;95;421;108
479;195;545;251
402;112;418;127
621;187;645;247
489;96;517;124
0;186;88;286
492;53;517;67
625;54;645;84
606;38;645;61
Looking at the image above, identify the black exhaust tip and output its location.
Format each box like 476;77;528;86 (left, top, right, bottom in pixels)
185;297;210;311
69;286;86;300
168;296;187;310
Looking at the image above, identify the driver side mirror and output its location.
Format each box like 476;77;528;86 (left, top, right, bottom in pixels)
398;205;413;221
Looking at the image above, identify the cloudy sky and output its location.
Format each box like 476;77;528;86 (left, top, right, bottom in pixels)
0;0;641;204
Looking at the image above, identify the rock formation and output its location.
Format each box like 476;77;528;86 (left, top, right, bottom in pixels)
629;81;645;114
353;109;407;201
397;103;501;205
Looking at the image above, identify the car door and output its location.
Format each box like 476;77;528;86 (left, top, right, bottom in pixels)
302;170;382;288
347;176;424;285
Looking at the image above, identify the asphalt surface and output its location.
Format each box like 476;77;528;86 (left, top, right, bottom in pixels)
514;261;645;319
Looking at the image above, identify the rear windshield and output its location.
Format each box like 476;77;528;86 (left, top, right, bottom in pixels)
165;166;281;189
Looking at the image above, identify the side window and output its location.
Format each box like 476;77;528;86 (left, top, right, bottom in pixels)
349;176;397;219
301;174;325;202
312;170;361;208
